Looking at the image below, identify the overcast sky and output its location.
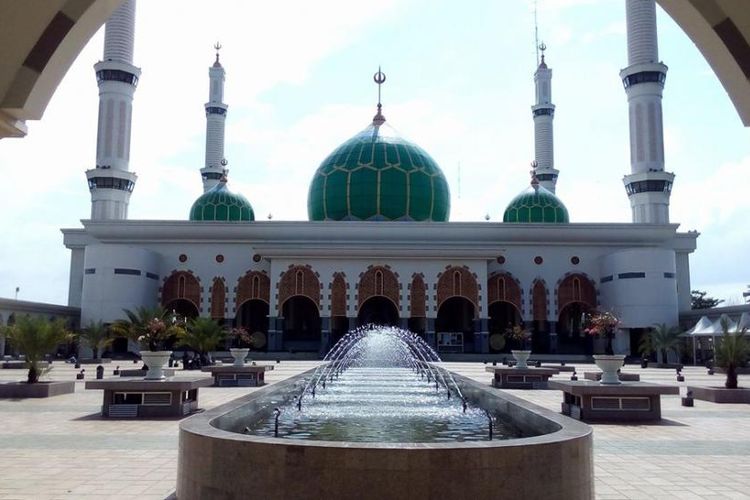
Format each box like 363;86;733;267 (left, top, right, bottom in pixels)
0;0;748;306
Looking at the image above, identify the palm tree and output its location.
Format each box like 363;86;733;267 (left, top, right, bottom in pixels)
715;318;749;389
5;315;72;383
642;323;682;365
110;306;184;352
77;321;113;360
177;317;225;365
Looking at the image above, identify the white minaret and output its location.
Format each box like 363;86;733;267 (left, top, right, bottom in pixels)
200;43;228;192
85;0;140;220
621;0;674;224
531;44;558;193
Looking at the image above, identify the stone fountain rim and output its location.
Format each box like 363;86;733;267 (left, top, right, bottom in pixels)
179;367;592;450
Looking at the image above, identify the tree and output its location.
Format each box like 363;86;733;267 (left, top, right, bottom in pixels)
77;321;112;360
177;317;225;365
691;290;724;310
110;306;184;352
640;323;682;364
714;318;749;389
4;316;72;383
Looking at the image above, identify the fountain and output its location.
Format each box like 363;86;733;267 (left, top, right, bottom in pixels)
178;326;594;499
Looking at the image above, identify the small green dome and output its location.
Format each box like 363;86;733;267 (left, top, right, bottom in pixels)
307;121;450;221
189;180;254;222
503;182;569;223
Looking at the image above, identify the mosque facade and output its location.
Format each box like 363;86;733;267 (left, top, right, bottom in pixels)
62;0;698;357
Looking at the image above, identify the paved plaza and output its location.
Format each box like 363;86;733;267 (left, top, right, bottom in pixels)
0;361;749;499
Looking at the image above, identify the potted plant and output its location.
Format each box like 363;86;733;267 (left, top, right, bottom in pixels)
585;311;623;384
228;327;253;367
715;318;749;390
77;321;113;362
177;317;225;366
505;325;532;368
4;316;72;384
111;307;185;380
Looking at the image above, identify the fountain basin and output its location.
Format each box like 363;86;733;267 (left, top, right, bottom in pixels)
177;369;594;500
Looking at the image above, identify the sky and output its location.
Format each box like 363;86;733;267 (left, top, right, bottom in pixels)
0;0;748;306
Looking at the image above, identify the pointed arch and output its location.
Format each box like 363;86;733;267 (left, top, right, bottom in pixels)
357;265;400;312
210;277;227;320
236;270;270;308
277;265;320;311
161;271;200;311
410;273;427;318
487;272;522;312
436;266;479;316
556;273;597;313
330;272;347;317
531;279;548;322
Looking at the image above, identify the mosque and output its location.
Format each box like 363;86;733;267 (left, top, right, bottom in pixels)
61;0;697;358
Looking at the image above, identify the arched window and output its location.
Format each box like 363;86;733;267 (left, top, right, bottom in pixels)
252;276;260;297
295;270;304;295
375;270;384;295
498;277;506;301
573;277;581;301
178;275;186;297
453;271;462;296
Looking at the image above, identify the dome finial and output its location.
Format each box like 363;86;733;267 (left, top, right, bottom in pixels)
530;164;540;191
213;41;222;66
373;66;387;126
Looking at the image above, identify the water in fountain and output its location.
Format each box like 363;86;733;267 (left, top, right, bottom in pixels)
241;325;522;442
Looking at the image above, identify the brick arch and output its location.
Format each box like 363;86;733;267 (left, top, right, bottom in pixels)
236;271;270;308
210;277;227;320
556;273;597;313
436;266;479;315
487;272;522;312
410;273;427;318
357;265;400;311
277;265;321;311
330;272;347;317
161;271;201;310
531;279;548;322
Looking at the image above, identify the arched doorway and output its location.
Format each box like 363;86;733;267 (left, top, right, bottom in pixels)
165;299;199;320
357;296;399;327
235;299;269;352
281;296;321;352
557;302;593;354
163;299;199;351
436;297;475;353
488;301;522;353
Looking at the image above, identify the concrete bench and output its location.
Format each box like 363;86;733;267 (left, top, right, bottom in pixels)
486;366;559;389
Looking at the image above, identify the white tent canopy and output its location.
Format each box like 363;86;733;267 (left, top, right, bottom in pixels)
682;316;714;337
683;314;746;364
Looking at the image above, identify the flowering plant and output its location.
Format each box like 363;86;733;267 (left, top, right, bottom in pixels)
229;326;253;348
505;325;531;349
111;307;186;352
584;311;620;355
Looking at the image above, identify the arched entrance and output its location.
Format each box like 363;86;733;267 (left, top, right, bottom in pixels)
281;296;321;352
235;299;269;352
436;296;475;353
557;302;593;354
357;296;399;327
488;301;521;353
556;273;597;354
165;299;199;319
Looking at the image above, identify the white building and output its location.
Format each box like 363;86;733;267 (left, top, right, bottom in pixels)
62;0;698;357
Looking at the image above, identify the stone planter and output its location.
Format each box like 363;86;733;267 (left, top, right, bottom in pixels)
688;386;750;404
0;381;75;398
511;350;531;369
230;348;249;367
593;354;625;385
139;351;172;380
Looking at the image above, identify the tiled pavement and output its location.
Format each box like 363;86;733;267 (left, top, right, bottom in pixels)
1;361;749;499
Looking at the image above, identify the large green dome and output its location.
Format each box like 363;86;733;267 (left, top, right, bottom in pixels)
307;121;450;221
503;181;569;223
189;180;254;222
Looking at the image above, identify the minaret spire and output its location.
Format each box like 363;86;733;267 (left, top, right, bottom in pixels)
531;42;559;193
86;0;140;220
200;42;229;192
621;0;674;223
